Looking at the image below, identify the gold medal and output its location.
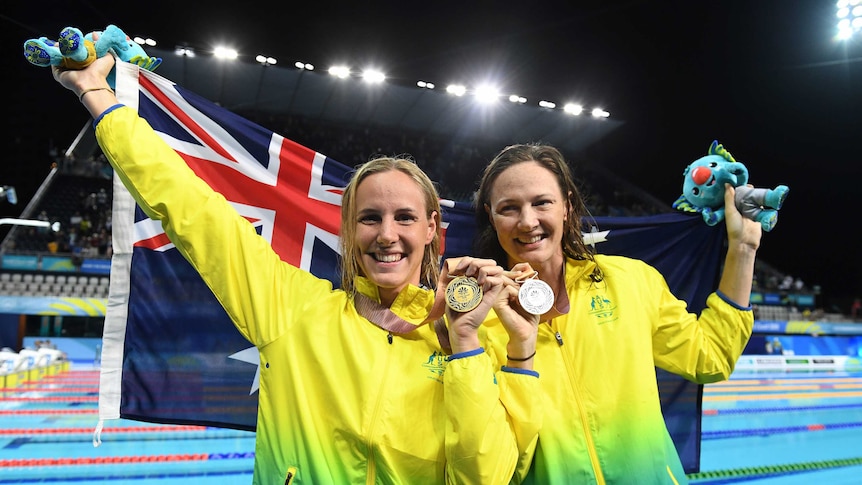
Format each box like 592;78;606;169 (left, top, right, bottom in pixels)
446;276;483;312
518;278;554;315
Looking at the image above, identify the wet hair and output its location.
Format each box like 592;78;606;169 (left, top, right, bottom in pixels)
473;143;597;267
340;156;442;297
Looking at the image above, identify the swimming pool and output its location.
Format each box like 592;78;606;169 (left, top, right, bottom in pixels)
2;366;861;484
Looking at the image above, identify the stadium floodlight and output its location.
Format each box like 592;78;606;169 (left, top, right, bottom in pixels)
174;46;195;57
417;81;435;89
294;61;314;71
446;84;467;96
591;108;610;118
836;0;862;40
134;37;157;47
538;100;556;109
362;69;386;84
0;186;17;205
214;46;239;60
508;95;527;104
563;103;584;115
328;65;351;79
473;84;500;104
256;55;277;66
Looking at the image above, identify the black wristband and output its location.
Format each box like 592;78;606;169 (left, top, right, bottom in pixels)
507;351;536;362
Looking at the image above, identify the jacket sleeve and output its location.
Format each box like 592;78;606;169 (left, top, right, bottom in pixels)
95;106;327;346
653;279;754;383
443;349;541;485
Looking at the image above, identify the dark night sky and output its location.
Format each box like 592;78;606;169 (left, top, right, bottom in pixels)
2;1;861;307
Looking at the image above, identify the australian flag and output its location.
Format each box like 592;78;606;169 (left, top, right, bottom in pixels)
99;62;724;473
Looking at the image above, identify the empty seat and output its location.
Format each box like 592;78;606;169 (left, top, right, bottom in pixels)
0;273;10;283
45;274;56;284
33;274;45;284
22;274;34;283
66;276;78;285
54;275;65;285
11;273;22;283
99;277;109;287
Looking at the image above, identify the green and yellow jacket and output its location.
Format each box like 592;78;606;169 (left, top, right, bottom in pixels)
95;105;541;484
482;255;753;485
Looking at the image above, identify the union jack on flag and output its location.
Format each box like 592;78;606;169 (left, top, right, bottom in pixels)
99;61;724;473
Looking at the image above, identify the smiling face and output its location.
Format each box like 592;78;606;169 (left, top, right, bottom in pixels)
486;161;567;273
353;170;437;306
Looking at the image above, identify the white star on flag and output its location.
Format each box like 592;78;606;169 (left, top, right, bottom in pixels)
583;227;610;248
228;347;261;395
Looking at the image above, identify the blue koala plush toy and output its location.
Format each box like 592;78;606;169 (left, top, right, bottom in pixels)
23;24;162;88
672;140;789;232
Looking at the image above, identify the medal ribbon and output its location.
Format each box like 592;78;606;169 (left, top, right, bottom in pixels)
353;290;452;353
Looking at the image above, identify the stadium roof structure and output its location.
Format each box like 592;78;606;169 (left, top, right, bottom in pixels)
144;47;623;155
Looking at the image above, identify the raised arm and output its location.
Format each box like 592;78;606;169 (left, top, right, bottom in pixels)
717;183;762;306
49;54;314;345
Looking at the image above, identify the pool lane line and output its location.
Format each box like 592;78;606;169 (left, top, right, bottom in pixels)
704;401;862;415
701;420;862;439
705;383;862;392
0;396;97;402
0;409;96;415
0;467;254;484
704;390;862;401
713;377;862;386
0;387;98;393
0;451;255;468
687;456;862;483
0;424;206;436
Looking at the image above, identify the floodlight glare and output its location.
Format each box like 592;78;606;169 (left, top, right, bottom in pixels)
564;103;584;115
836;0;862;39
474;84;500;104
362;69;386;84
175;47;195;57
591;108;610;118
257;55;277;66
538;100;556;109
417;81;435;89
328;66;351;78
446;84;467;96
508;95;527;104
214;46;239;60
134;37;157;47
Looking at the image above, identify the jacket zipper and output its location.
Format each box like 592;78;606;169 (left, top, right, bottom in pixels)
552;320;606;485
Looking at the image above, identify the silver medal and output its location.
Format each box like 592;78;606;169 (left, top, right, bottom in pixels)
518;278;554;315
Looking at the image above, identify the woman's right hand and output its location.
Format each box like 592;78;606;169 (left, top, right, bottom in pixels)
52;54;115;96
